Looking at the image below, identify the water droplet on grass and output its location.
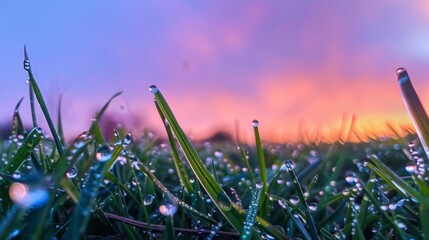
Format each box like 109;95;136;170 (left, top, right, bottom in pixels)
252;119;259;127
255;181;263;189
66;167;78;179
280;160;295;171
217;192;232;211
345;175;356;184
149;85;159;94
389;203;397;211
214;150;223;158
290;195;299;205
308;202;318;211
96;145;112;162
144;194;155;205
23;59;30;71
159;203;177;216
13;171;21;179
405;162;417;173
123;132;132;146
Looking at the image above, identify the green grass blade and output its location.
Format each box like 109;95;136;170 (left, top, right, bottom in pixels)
241;182;263;239
368;155;429;206
149;85;244;231
360;172;408;239
63;144;113;239
24;46;64;156
281;160;319;239
397;68;429;157
238;145;255;185
154;101;194;194
12;97;25;136
277;198;311;240
252;120;268;217
88;91;122;144
2;127;43;175
57;94;66;147
135;160;218;225
162;216;176;240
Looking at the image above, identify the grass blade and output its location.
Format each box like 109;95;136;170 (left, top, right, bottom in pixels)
63;144;114;239
149;85;244;231
397;68;429;157
281;160;319;239
241;182;263;239
154;101;194;194
252;120;268;217
24;46;64;156
367;155;429;206
88;91;122;144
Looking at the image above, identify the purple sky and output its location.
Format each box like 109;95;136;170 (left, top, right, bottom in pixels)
1;1;429;142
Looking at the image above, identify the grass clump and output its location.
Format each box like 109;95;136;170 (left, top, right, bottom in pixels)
0;49;428;239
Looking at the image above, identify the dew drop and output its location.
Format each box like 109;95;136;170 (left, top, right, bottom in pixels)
23;59;30;71
149;85;159;94
96;144;112;162
159;203;177;216
252;119;259;127
35;127;44;135
217;192;232;211
255;181;263;189
144;194;155;205
123;132;132;146
278;199;287;209
308;202;317;211
280;160;295;171
389;203;397;211
289;195;299;206
12;171;21;179
189;178;195;184
66;167;78;179
405;162;417;174
214;150;223;159
345;175;356;184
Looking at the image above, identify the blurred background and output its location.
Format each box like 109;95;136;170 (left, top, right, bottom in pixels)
1;1;429;143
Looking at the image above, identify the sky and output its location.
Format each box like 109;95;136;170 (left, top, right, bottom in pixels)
1;1;429;143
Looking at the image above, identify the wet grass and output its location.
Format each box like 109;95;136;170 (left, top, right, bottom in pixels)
0;49;428;239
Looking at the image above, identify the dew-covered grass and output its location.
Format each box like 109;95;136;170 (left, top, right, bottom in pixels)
1;49;429;239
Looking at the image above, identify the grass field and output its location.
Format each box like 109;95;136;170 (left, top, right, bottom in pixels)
0;49;429;239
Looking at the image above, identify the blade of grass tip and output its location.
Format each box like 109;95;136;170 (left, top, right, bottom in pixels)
24;46;63;156
281;160;319;239
241;182;263;240
149;85;244;231
12;97;25;136
57;94;66;147
252;120;268;217
238;145;255;185
63;144;113;240
88;91;122;144
397;68;429;158
154;101;194;194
